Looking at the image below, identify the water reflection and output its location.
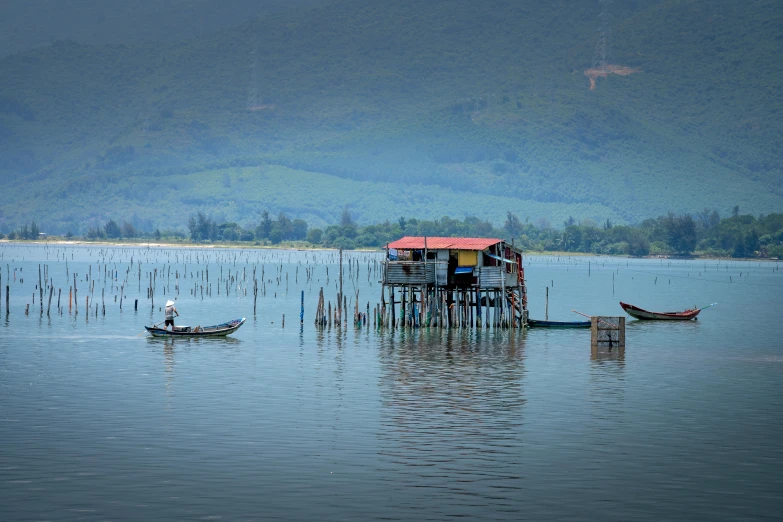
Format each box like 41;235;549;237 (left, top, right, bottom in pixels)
625;318;702;328
144;336;242;381
144;335;242;349
3;245;782;521
589;341;626;422
375;330;527;515
590;342;626;364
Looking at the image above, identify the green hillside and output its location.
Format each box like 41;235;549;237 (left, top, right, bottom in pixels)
0;0;319;57
0;0;781;234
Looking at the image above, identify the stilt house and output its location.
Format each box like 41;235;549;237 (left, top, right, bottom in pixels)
381;236;528;328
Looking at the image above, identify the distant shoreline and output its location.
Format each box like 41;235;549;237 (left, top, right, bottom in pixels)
0;238;377;253
0;238;778;262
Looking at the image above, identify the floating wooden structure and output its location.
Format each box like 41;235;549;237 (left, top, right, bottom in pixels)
590;316;625;358
379;237;527;328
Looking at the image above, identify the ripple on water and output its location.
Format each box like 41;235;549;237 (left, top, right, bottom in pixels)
1;246;781;521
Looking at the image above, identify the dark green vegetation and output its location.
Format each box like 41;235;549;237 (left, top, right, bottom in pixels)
0;0;318;58
0;0;781;234
12;210;782;260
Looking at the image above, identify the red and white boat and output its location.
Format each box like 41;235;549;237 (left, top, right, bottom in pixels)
620;302;702;321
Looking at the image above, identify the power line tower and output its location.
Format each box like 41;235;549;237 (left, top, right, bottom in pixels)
592;0;613;70
246;38;259;110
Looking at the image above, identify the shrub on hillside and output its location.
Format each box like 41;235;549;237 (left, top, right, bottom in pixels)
307;228;323;244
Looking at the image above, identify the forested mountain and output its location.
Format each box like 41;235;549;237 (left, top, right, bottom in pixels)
0;0;319;57
0;0;781;235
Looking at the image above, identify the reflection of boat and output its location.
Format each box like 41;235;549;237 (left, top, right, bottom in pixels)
148;335;243;345
527;319;591;328
620;302;699;321
145;318;246;337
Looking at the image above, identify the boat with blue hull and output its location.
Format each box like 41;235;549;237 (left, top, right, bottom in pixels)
527;319;591;328
145;318;246;337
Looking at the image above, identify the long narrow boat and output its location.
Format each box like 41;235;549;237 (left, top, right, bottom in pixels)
619;302;699;321
145;317;246;337
527;319;591;328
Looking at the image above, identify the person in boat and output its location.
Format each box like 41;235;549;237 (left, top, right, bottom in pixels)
164;300;179;331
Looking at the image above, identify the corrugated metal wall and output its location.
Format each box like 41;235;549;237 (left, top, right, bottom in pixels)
434;263;449;285
478;267;503;287
478;267;518;289
384;262;518;288
385;262;437;285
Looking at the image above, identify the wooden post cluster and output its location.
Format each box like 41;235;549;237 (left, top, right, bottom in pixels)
355;283;526;330
0;243;533;333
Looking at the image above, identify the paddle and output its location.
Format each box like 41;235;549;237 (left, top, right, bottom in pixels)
571;309;614;328
137;321;163;336
698;302;718;311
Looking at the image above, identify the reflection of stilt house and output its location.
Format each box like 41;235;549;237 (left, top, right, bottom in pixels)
381;237;528;328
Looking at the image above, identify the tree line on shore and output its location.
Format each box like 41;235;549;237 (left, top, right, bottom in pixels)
4;208;783;259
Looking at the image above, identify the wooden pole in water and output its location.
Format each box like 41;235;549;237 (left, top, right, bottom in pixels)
380;285;386;328
354;289;359;325
494;290;499;327
470;290;474;328
420;288;424;327
501;265;506;327
338;249;343;326
401;287;406;328
390;287;396;329
475;285;481;329
322;289;327;326
443;291;448;327
314;288;320;327
545;287;549;321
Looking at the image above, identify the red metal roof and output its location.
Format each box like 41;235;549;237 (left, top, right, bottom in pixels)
386;236;502;251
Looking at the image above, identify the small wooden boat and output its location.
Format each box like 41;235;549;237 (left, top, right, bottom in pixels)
619;302;700;321
145;317;246;337
527;319;591;328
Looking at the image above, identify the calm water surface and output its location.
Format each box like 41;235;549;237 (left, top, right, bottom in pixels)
1;244;781;521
